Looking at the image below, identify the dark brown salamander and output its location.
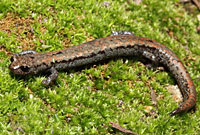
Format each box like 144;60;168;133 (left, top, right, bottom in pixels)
9;31;196;116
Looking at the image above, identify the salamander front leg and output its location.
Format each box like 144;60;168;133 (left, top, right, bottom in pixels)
42;67;58;86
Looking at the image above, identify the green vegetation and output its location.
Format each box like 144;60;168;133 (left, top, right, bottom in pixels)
0;0;200;134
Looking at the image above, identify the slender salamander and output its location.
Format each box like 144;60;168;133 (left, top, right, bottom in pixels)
9;31;196;116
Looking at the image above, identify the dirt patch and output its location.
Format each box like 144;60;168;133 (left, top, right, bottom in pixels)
0;13;94;52
0;13;50;50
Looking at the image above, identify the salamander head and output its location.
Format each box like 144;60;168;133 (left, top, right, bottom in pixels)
9;55;36;75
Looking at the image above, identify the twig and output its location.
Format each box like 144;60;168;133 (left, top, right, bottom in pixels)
192;0;200;10
109;121;138;135
179;0;191;3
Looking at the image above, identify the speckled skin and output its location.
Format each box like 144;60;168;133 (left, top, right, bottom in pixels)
9;33;196;116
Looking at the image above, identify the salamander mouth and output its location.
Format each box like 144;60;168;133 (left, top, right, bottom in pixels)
9;64;31;75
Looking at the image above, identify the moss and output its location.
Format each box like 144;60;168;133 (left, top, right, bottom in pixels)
0;0;199;134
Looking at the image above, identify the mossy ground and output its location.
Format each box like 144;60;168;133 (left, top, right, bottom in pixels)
0;0;200;134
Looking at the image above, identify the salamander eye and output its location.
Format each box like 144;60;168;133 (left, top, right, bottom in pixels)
10;56;14;62
20;66;30;72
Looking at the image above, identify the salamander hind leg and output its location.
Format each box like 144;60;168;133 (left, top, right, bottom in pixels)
141;51;164;71
42;67;58;86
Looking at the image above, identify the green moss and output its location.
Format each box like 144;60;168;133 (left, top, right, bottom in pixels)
0;0;200;134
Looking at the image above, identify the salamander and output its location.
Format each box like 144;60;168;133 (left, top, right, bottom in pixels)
9;31;197;116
